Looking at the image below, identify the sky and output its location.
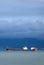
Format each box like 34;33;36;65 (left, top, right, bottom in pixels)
0;0;44;38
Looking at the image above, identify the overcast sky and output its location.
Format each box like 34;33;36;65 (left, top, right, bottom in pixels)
0;0;44;38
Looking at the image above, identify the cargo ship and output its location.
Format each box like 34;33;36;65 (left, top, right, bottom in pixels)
6;46;38;52
6;46;29;51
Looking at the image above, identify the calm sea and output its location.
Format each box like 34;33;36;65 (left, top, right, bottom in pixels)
0;38;44;50
0;51;44;65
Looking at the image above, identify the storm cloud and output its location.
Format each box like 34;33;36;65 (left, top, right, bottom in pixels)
0;0;44;38
0;16;44;38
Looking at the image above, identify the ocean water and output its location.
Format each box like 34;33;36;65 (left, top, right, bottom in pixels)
0;51;44;65
0;38;44;50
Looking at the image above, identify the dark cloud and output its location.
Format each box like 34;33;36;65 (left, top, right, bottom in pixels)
0;17;44;38
0;0;44;38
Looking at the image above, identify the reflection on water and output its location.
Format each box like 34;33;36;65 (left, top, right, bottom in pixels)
0;51;44;65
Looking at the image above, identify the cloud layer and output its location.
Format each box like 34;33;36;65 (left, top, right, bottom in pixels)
0;0;44;38
0;16;44;38
0;0;44;7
